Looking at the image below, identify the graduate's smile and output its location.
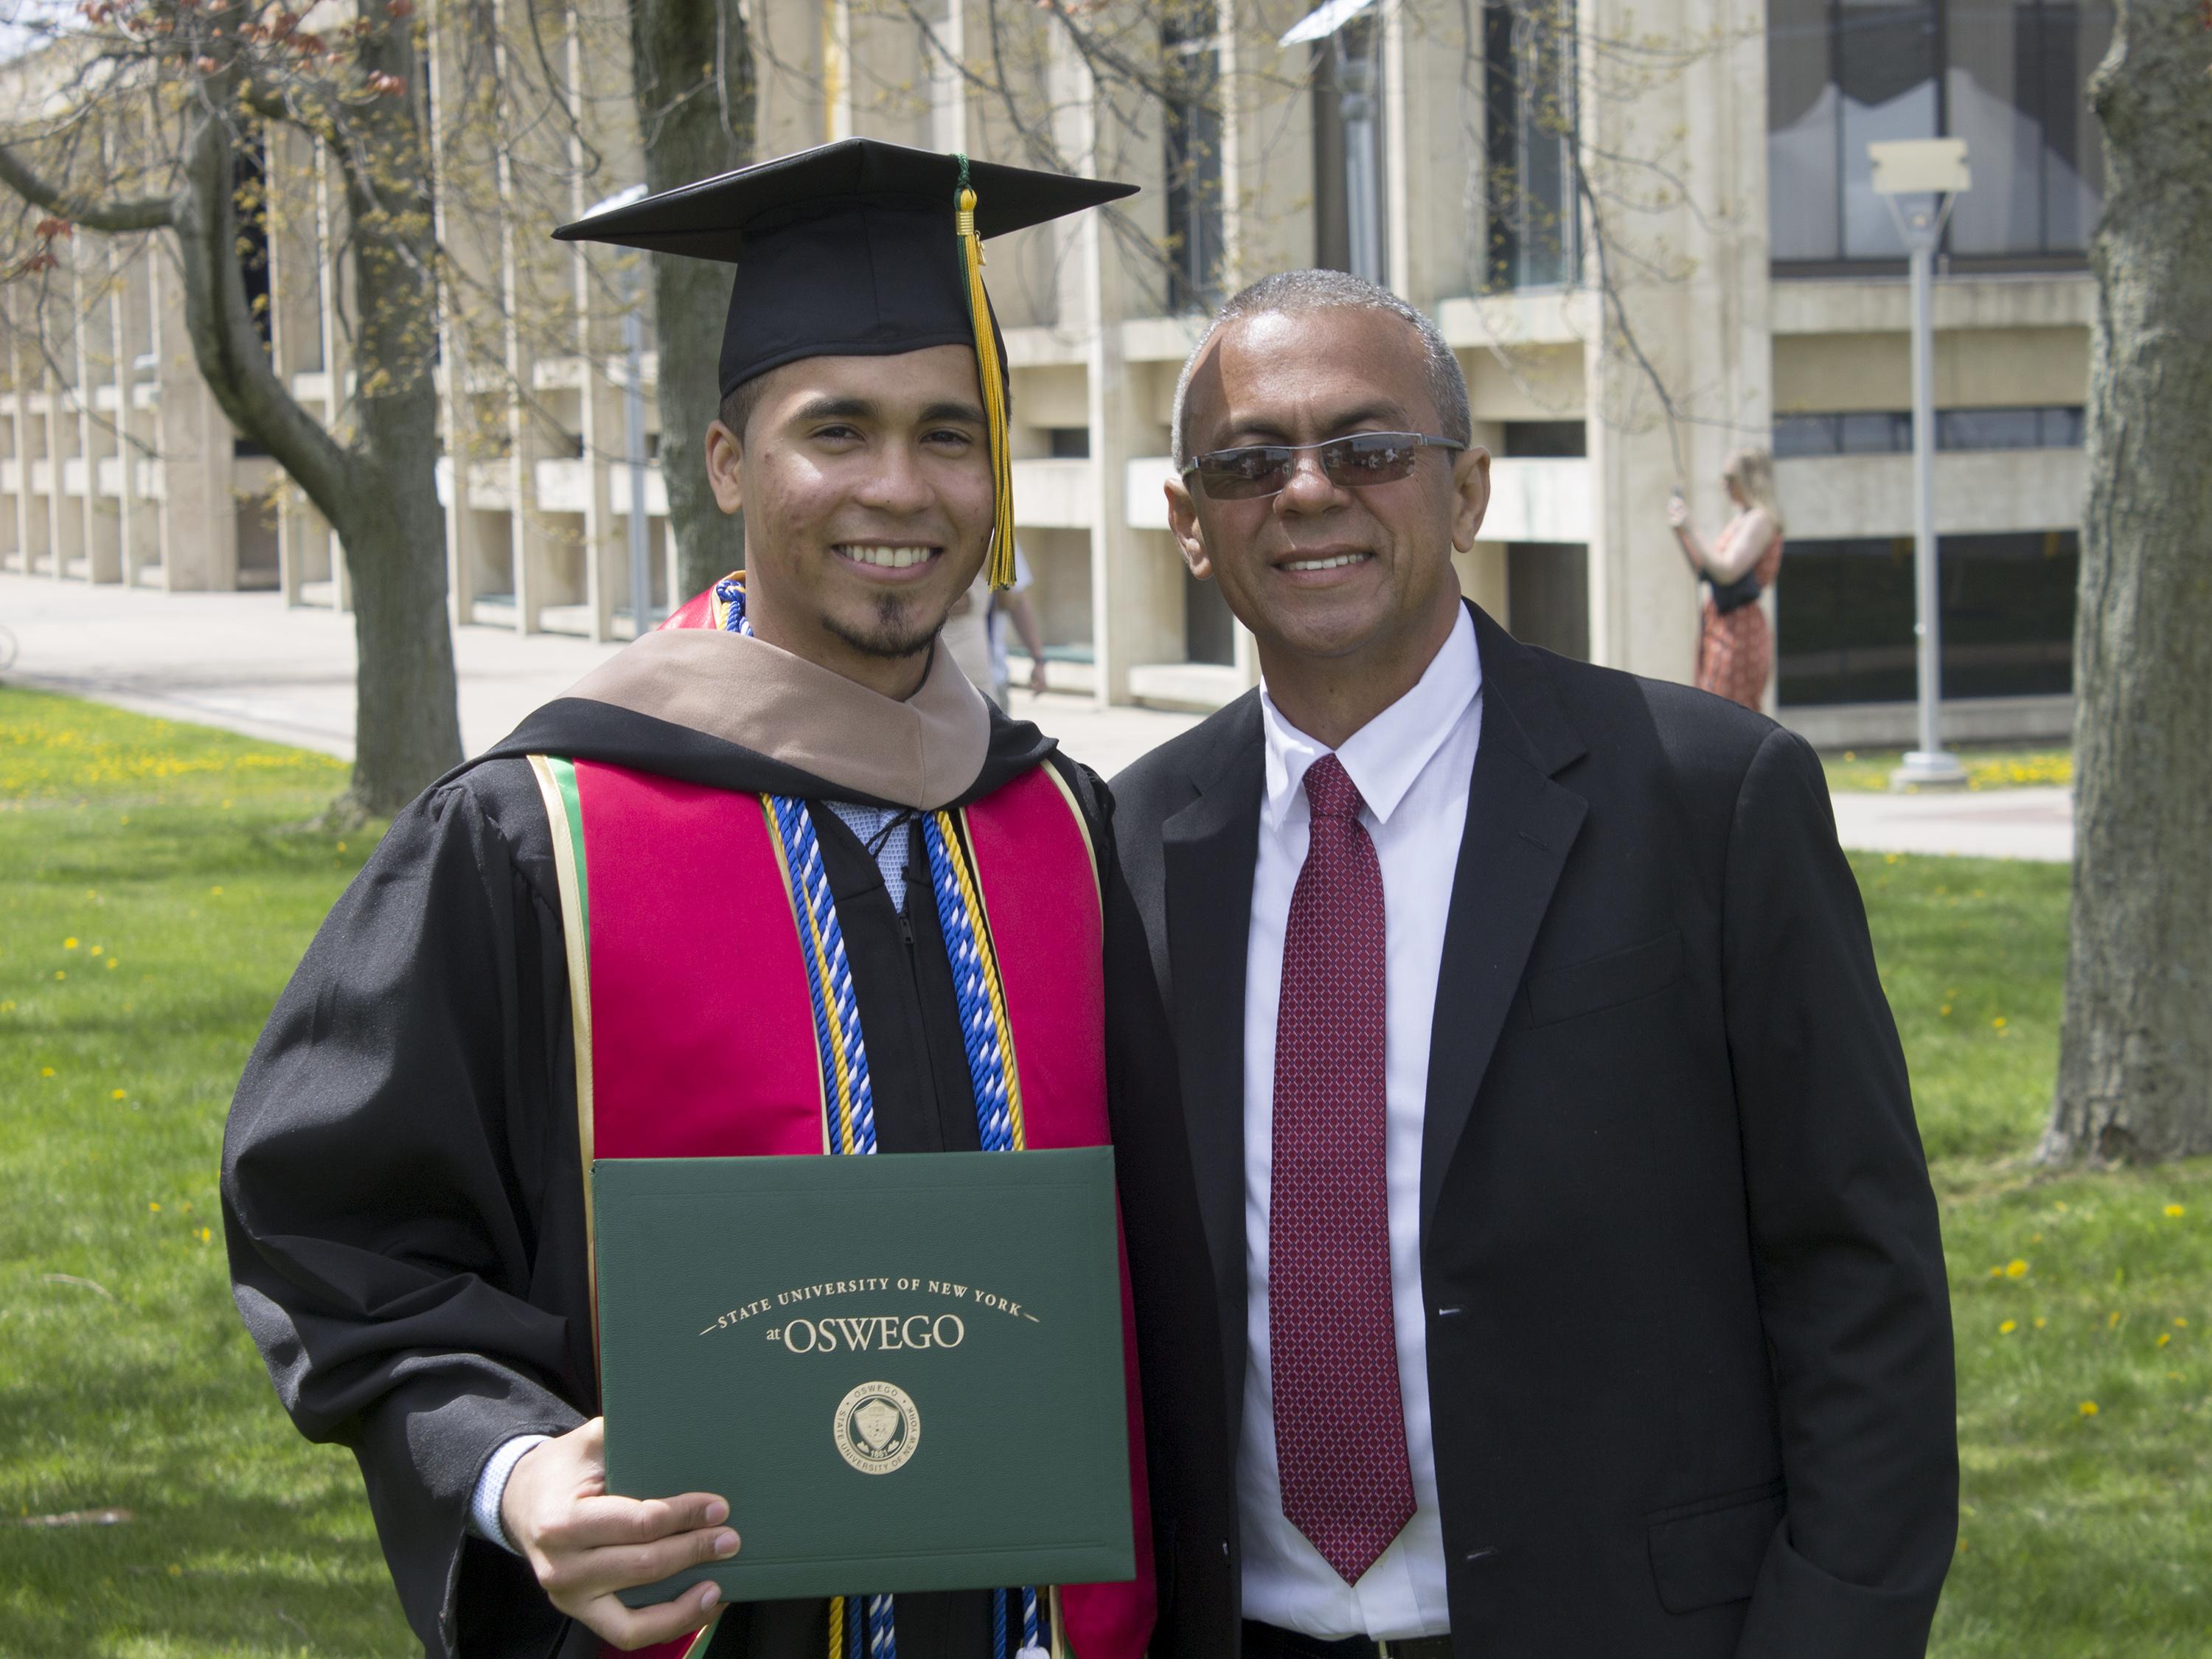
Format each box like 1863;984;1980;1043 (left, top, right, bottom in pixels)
833;542;945;582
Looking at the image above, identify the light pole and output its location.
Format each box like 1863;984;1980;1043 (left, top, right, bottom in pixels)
583;183;655;641
1870;139;1970;791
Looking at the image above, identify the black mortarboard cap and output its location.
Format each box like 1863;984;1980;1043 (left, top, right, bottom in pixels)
552;137;1135;400
554;137;1134;585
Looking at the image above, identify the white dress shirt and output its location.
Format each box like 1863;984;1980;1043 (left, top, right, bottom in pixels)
1239;604;1481;1641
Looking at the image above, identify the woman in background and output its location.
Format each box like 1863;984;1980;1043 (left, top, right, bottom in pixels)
1667;447;1786;711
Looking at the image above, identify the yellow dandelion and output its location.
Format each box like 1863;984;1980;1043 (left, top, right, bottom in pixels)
2158;1333;2171;1348
1992;1017;2008;1029
198;1227;212;1244
2079;1401;2099;1417
148;1201;161;1212
87;945;100;956
209;886;224;896
63;937;77;950
2034;1318;2048;1329
2000;1320;2017;1335
110;1089;125;1100
338;841;348;852
41;1066;55;1077
2006;1259;2029;1279
2165;1204;2187;1219
2109;1311;2123;1327
167;1564;181;1577
2177;1318;2189;1329
1940;1005;1952;1017
54;970;65;981
1988;1265;2006;1279
2056;1201;2069;1212
105;959;117;970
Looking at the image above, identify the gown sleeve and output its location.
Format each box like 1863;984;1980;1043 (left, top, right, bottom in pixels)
220;765;594;1658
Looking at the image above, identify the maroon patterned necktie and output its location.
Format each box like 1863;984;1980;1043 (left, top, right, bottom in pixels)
1268;753;1416;1585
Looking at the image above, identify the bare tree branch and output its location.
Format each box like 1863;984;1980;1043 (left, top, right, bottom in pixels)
0;141;173;232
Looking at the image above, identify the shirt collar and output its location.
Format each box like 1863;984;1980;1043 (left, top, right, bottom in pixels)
1260;603;1481;830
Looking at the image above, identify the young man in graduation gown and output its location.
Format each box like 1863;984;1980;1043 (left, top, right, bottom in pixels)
220;141;1200;1659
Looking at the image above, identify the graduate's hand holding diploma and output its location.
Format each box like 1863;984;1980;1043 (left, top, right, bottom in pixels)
501;1416;737;1649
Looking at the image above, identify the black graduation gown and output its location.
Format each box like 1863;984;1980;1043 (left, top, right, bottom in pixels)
220;696;1205;1659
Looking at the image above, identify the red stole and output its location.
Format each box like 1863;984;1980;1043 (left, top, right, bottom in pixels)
533;754;1154;1659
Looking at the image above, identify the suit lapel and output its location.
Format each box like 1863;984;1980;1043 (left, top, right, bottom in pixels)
1419;610;1590;1233
1161;698;1264;1429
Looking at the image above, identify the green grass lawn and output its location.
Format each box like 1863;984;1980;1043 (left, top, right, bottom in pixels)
1;686;2202;1655
1;689;407;1655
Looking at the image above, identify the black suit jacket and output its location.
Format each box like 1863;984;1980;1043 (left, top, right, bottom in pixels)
1109;605;1956;1659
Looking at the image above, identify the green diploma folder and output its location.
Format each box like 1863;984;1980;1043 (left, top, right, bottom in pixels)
593;1147;1134;1606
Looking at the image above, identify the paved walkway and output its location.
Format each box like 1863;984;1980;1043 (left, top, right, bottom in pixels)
1826;784;2071;863
1;571;2068;860
0;571;1198;782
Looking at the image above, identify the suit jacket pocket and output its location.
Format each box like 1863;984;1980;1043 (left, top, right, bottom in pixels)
1527;930;1685;1028
1646;1479;1785;1615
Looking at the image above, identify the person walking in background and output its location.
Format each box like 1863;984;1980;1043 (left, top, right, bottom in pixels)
943;546;1050;707
1668;447;1785;711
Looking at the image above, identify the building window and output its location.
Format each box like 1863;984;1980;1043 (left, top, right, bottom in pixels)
1310;13;1388;282
1484;0;1579;292
1773;405;2084;454
1163;7;1225;313
1777;529;2077;705
1506;543;1590;660
1938;404;2084;448
1501;420;1587;457
235;132;274;352
1767;0;2112;268
1186;565;1237;665
1047;427;1092;459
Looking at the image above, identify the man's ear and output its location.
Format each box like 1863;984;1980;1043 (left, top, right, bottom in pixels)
705;420;745;515
1450;445;1492;554
1165;475;1214;581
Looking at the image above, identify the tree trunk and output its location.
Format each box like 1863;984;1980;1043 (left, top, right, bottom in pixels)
2042;1;2212;1164
631;0;755;605
159;39;461;816
324;25;465;813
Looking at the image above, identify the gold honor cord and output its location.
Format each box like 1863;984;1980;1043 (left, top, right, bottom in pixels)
954;159;1018;591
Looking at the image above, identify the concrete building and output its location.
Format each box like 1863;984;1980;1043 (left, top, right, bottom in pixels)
2;0;2101;744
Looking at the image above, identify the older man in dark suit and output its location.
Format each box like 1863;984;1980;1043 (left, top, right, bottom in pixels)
1110;270;1956;1659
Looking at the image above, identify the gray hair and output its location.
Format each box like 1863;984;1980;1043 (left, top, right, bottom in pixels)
1169;270;1472;467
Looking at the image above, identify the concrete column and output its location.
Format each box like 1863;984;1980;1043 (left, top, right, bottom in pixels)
148;246;237;591
72;256;120;583
3;320;27;569
1579;0;1771;683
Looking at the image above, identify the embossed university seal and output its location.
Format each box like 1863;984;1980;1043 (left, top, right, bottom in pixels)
833;1380;920;1475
